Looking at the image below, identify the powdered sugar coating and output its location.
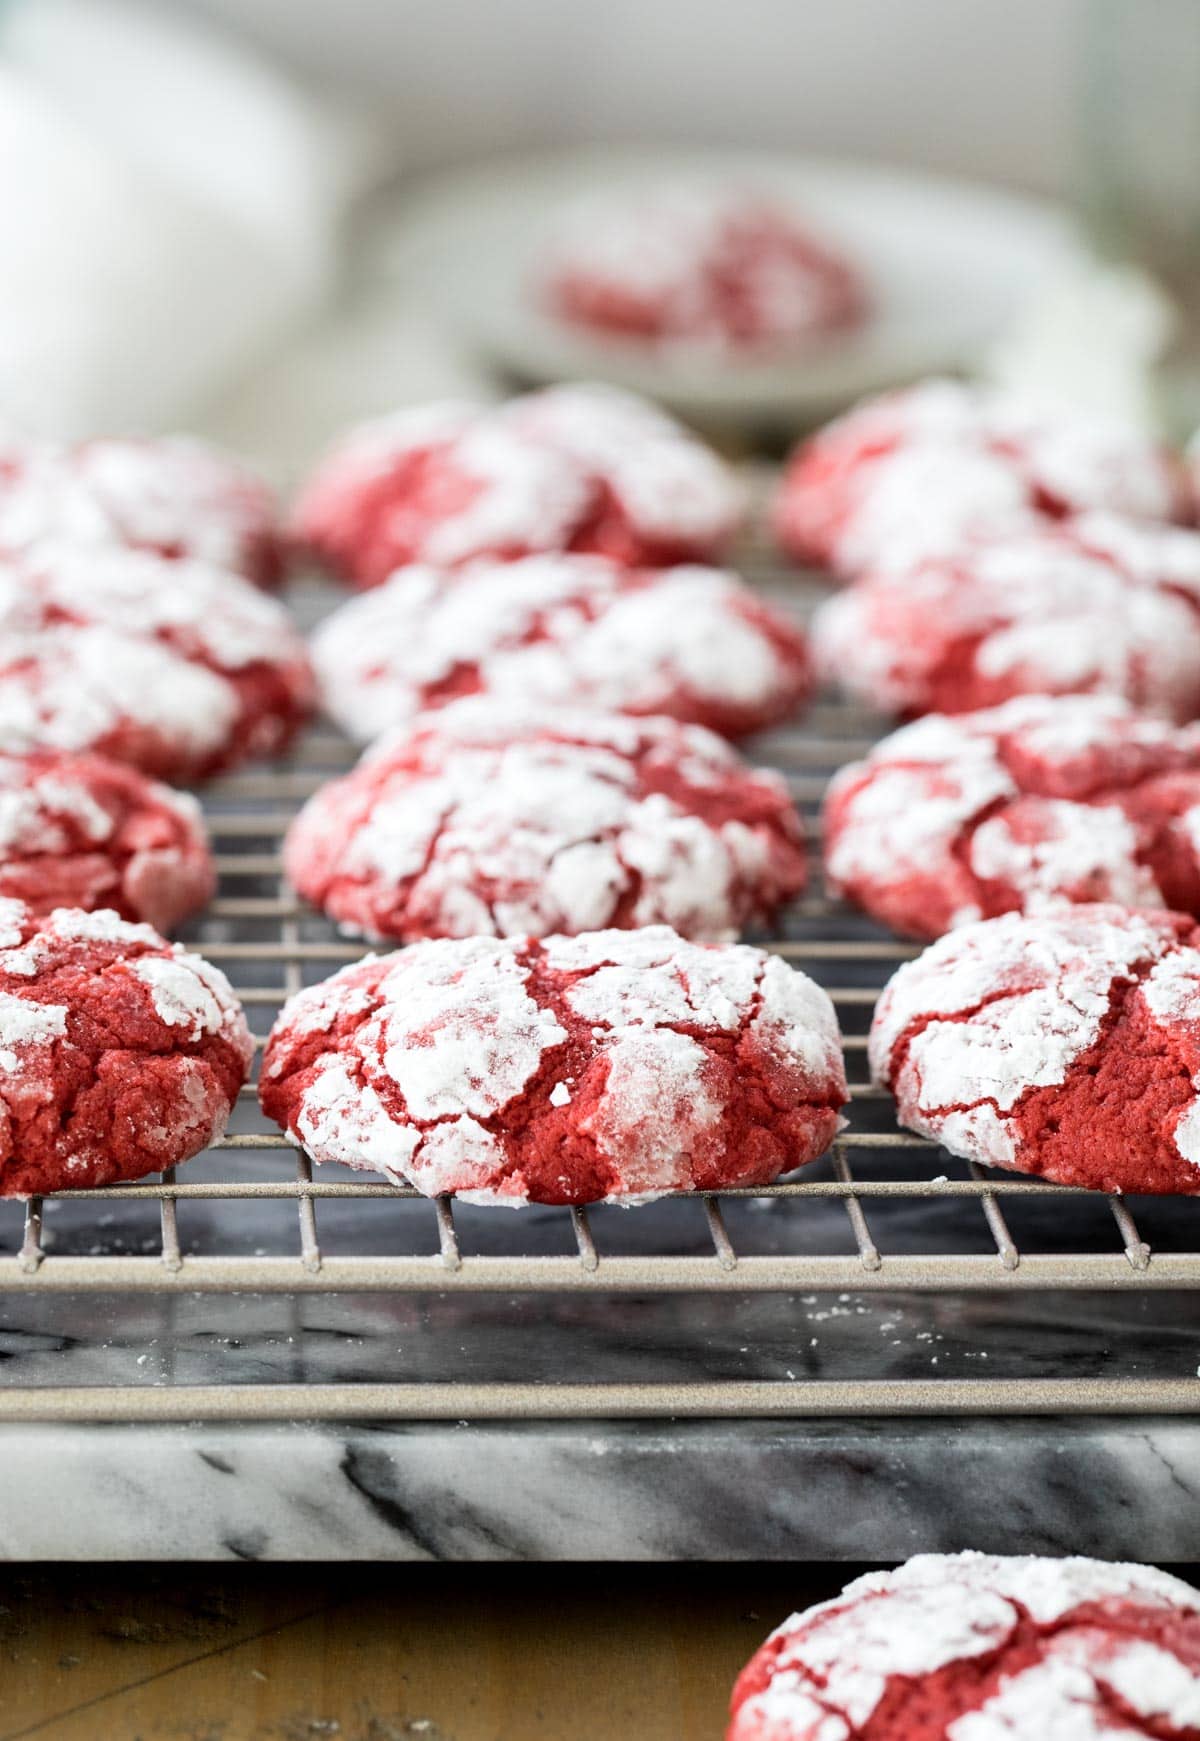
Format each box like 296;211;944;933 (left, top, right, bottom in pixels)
0;434;281;587
312;553;810;743
259;925;847;1206
774;378;1187;577
0;749;213;932
291;383;743;589
132;954;230;1037
0;543;313;780
825;694;1200;939
285;700;805;944
813;517;1200;723
0;900;251;1195
870;903;1200;1193
539;187;866;352
497;384;745;554
729;1551;1200;1741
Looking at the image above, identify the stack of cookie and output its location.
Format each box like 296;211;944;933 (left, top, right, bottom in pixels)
261;381;848;1208
775;377;1200;1199
0;432;313;1196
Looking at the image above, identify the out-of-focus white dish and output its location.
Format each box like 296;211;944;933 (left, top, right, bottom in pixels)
375;146;1087;426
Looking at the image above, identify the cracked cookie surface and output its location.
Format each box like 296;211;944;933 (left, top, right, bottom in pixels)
0;542;313;781
812;514;1200;723
825;694;1200;939
291;383;743;590
0;750;214;932
774;378;1186;578
0;901;252;1196
539;187;867;352
285;700;806;944
730;1551;1200;1740
0;433;281;587
259;925;846;1205
312;551;810;743
870;903;1200;1193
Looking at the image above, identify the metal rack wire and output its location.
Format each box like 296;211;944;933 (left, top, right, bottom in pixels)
2;504;1199;1422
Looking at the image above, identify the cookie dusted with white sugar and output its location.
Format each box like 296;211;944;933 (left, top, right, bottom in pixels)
284;701;806;943
0;902;252;1195
774;377;1187;578
0;750;214;932
812;515;1200;723
870;903;1200;1195
0;434;282;588
259;926;847;1206
539;187;866;352
0;543;313;781
497;384;744;561
824;694;1200;940
311;553;811;743
729;1552;1200;1740
291;383;743;589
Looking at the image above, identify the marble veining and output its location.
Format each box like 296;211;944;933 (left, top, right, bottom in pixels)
1;1417;1199;1561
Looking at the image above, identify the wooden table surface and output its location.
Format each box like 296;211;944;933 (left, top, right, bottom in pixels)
0;1565;850;1741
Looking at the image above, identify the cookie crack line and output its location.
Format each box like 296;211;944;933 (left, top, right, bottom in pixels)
942;788;1021;903
880;977;1053;1090
902;953;1168;1121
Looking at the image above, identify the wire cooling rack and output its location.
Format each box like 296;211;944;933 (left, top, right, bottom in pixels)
1;503;1199;1422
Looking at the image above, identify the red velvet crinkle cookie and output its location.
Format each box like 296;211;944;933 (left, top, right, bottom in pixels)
0;751;214;932
870;902;1200;1194
0;543;313;781
539;187;866;351
825;694;1200;940
259;926;847;1206
729;1551;1200;1741
311;553;810;743
0;434;281;588
291;383;743;589
0;902;252;1195
285;700;805;943
813;513;1200;723
775;377;1187;577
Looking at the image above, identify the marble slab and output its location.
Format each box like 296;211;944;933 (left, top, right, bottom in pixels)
2;1415;1199;1561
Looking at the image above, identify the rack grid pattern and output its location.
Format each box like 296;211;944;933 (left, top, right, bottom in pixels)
3;500;1199;1422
